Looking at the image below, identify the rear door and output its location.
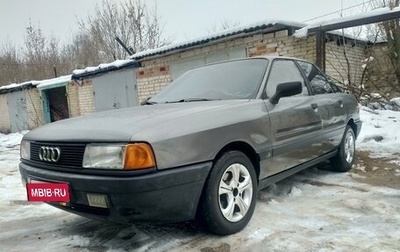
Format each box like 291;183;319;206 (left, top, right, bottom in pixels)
263;59;323;175
296;60;347;152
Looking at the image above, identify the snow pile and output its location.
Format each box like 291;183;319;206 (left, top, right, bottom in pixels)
391;97;400;107
360;95;400;111
0;83;24;91
0;132;25;151
72;59;136;76
0;80;41;91
357;107;400;164
0;76;70;92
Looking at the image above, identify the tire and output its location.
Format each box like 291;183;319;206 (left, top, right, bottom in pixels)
200;151;257;235
330;125;356;172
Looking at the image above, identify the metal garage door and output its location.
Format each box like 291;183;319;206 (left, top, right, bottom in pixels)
92;69;139;112
170;47;247;80
7;91;28;132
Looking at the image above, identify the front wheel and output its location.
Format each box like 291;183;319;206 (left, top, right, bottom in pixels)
200;151;257;235
330;126;356;172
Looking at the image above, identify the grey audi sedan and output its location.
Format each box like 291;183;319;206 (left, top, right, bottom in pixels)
19;56;361;235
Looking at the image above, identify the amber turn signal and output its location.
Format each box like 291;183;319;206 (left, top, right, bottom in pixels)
124;143;156;170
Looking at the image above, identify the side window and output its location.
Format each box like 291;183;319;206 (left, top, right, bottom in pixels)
297;61;334;95
266;60;308;98
326;76;343;93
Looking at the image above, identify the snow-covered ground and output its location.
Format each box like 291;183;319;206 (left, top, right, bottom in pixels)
357;107;400;166
0;107;399;251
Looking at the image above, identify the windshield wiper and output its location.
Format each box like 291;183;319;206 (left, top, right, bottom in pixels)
141;100;158;105
165;98;218;103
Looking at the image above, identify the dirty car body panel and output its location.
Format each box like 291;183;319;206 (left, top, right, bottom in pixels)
19;56;361;234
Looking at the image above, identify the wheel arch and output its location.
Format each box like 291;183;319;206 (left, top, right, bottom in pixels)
213;141;261;181
196;141;260;233
347;118;358;136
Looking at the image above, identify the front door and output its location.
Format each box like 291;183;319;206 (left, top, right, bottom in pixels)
296;60;347;152
263;59;322;175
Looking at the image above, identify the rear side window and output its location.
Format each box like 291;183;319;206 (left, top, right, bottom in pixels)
266;60;308;97
297;61;334;95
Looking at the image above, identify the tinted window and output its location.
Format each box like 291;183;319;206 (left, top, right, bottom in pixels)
297;61;334;95
266;60;308;97
150;59;268;103
326;76;343;93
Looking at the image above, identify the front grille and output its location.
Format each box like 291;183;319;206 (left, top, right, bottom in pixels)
31;142;86;168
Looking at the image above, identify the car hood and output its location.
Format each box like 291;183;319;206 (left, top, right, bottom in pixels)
23;100;252;143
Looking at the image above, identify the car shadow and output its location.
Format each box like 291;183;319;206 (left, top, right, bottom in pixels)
58;217;207;251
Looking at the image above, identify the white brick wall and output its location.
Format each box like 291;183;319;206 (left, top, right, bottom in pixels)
67;81;81;117
325;41;365;86
77;80;95;116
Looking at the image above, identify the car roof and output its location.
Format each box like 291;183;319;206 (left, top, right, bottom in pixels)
252;55;308;62
200;55;312;68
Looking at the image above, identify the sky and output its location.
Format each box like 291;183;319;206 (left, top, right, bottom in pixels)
0;0;367;48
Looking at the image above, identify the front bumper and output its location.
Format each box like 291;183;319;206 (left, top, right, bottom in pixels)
19;162;212;224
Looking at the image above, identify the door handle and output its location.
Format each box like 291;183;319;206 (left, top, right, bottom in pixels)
311;103;318;109
338;100;344;108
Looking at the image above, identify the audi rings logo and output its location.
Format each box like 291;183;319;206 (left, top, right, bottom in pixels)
39;146;61;163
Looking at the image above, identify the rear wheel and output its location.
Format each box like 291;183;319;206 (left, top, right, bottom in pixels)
201;151;257;235
330;126;356;172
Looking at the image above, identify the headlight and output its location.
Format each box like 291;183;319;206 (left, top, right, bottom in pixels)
83;143;156;170
20;140;30;160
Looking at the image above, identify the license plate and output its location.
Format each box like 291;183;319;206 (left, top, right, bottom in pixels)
27;182;70;202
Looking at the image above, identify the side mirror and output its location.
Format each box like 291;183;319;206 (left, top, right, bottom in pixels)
269;81;302;104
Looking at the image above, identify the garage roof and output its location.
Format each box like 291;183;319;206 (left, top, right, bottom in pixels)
71;59;140;80
0;81;39;94
130;20;305;60
36;75;72;90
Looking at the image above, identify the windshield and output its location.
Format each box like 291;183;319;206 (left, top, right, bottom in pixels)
149;58;269;103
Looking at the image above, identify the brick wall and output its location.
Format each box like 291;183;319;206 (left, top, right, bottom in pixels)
136;66;172;101
136;30;317;102
65;80;95;117
77;79;95;116
325;41;366;87
0;94;10;133
247;31;316;61
67;81;81;117
25;88;44;129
